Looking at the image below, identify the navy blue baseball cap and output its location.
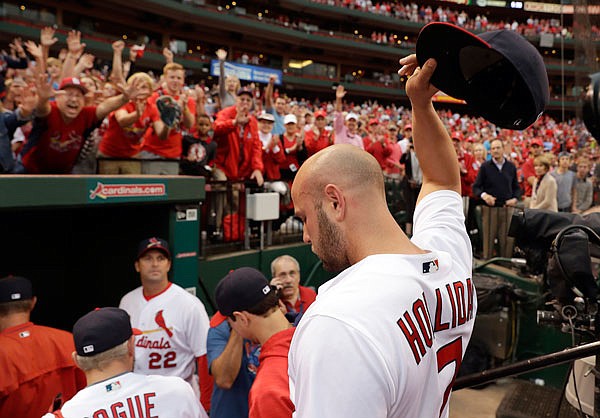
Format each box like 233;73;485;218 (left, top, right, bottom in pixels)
215;267;274;316
137;237;170;259
416;22;549;130
0;276;33;303
73;307;141;357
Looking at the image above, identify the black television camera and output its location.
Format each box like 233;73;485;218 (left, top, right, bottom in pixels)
509;209;600;333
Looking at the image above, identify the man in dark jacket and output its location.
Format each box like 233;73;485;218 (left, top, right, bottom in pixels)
472;138;522;259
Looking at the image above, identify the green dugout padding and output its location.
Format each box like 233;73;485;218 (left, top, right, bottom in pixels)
0;175;204;331
198;243;334;316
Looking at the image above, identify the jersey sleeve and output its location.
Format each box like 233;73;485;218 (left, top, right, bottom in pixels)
289;316;390;418
411;190;472;273
186;298;211;358
162;376;209;418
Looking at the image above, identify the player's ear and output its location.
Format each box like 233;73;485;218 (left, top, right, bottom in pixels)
127;336;136;357
72;351;81;368
233;311;250;326
324;184;345;220
134;260;140;273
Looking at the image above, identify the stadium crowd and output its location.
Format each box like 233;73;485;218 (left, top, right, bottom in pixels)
309;0;600;40
0;24;597;256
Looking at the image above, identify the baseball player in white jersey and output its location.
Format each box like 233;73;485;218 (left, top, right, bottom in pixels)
288;56;476;418
42;307;208;418
119;237;212;409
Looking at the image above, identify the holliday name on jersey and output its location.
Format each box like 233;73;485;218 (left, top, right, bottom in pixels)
397;277;475;365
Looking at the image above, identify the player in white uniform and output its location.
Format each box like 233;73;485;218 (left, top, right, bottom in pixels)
288;56;476;418
119;237;212;409
43;307;208;418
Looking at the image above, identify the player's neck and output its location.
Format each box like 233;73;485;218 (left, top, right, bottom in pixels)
255;311;293;345
85;362;132;386
350;209;423;261
0;312;30;332
142;280;171;298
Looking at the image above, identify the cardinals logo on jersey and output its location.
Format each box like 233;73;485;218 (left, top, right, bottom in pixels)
154;310;173;337
49;130;83;152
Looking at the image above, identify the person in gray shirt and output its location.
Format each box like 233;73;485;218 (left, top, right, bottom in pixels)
551;152;576;212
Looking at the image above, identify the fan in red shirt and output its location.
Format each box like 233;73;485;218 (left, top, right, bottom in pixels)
520;138;545;202
269;255;316;316
140;63;196;160
98;72;170;174
366;122;392;170
257;112;286;182
21;76;144;174
452;132;477;213
303;110;332;157
280;114;304;182
212;87;264;184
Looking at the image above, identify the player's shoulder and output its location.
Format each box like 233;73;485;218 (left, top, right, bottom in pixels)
120;286;143;304
33;323;74;341
146;374;195;395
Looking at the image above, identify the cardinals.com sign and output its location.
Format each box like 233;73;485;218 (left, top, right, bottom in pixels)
210;60;282;85
87;181;167;203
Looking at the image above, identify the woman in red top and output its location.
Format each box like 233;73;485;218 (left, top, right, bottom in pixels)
280;114;304;182
98;73;168;174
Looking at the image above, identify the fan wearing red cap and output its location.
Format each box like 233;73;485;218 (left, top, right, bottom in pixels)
0;276;86;418
43;307;208;418
304;109;332;157
21;73;145;173
451;132;477;212
521;138;545;201
212;84;264;187
119;237;213;412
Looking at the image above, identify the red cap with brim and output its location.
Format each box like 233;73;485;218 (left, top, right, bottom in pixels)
59;77;88;95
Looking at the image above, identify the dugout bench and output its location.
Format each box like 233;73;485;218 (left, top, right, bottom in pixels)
0;175;205;331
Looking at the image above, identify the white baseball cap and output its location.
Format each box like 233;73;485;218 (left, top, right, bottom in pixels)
284;114;297;125
257;111;275;122
345;112;359;121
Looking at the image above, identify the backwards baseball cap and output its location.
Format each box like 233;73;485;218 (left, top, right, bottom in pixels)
416;23;549;130
215;267;274;316
73;307;141;357
58;77;88;95
558;151;571;159
0;276;33;303
284;114;298;125
345;112;358;121
137;237;171;259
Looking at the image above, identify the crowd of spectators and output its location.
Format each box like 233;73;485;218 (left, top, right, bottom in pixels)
0;25;598;252
309;0;600;40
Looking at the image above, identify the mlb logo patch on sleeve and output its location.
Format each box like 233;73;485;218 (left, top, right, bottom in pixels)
422;259;439;274
106;381;122;392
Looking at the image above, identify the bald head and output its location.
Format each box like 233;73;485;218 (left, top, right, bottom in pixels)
294;144;385;201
